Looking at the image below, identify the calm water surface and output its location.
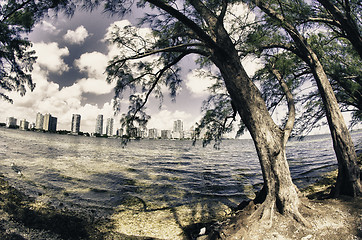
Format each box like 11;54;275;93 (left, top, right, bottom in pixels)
0;128;361;215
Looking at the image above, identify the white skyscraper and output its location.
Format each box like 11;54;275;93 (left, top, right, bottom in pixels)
95;115;103;135
20;119;29;130
106;118;114;136
71;114;81;134
173;120;184;139
148;128;158;139
173;120;183;132
43;113;57;132
35;112;44;130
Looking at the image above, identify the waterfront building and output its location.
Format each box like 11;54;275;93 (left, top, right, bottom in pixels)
20;119;29;130
43;113;57;132
139;129;147;138
161;130;172;139
6;117;17;128
116;128;123;137
35;112;44;130
129;127;138;138
127;127;145;138
95;115;103;135
183;130;196;140
172;131;182;139
148;128;158;139
71;114;81;134
173;120;183;133
29;122;36;129
173;120;184;139
106;118;114;136
184;126;196;139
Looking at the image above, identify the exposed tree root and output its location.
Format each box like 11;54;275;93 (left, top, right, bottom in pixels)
214;193;312;239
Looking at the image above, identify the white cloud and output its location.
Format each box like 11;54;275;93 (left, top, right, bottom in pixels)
73;51;115;95
38;20;60;35
74;51;108;79
32;42;69;74
185;69;217;97
63;25;89;45
0;61;118;133
75;78;115;95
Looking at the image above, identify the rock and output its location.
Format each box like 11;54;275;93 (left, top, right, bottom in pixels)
199;227;206;235
301;235;313;240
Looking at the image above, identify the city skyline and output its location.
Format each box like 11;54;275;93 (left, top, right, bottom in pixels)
2;112;196;139
3;111;194;138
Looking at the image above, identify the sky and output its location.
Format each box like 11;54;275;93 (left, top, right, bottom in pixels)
0;5;263;135
0;6;260;135
2;4;355;136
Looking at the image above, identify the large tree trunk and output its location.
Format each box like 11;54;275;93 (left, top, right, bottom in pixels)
253;0;361;197
316;0;362;59
211;35;302;221
308;51;362;197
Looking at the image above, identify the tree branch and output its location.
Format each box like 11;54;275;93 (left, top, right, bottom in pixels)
218;0;228;23
146;0;218;49
271;62;295;145
306;17;342;28
109;43;209;68
316;0;362;58
1;0;33;22
129;51;192;121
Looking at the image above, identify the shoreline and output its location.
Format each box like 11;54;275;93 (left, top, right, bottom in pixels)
0;148;361;239
1;161;361;240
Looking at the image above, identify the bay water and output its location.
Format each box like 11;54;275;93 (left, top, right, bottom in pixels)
0;127;361;217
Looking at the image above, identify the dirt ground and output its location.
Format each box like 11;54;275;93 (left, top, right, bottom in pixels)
214;170;362;240
0;169;361;240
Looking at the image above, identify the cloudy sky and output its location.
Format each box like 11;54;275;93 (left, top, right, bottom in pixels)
0;6;264;134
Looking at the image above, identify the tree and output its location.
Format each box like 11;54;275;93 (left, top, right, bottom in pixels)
248;0;361;197
312;0;362;59
0;0;75;102
104;0;305;227
308;34;361;127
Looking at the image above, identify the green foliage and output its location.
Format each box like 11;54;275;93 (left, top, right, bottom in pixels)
193;75;242;149
309;33;361;124
0;0;76;102
102;0;259;143
244;0;361;135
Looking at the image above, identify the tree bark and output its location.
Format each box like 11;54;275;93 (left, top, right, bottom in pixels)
309;51;362;197
254;0;361;197
316;0;362;59
211;32;302;221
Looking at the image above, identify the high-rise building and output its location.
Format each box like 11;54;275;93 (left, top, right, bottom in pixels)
173;120;183;132
106;118;114;136
95;114;103;135
161;130;172;139
116;128;123;137
20;119;29;130
6;117;17;128
173;120;184;139
35;112;44;130
71;114;81;134
29;122;36;129
43;113;57;132
148;128;158;139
